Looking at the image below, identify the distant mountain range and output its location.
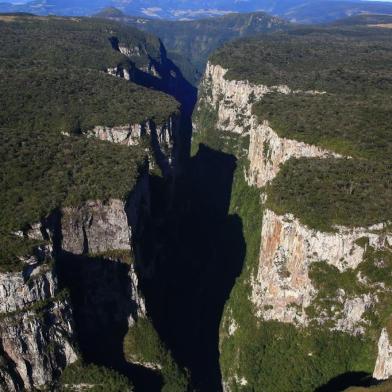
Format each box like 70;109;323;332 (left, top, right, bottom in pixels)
2;0;392;22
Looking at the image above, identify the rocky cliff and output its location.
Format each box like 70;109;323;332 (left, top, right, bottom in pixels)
0;229;77;391
60;169;150;326
251;209;391;333
0;164;151;391
87;115;180;177
194;52;392;391
195;62;339;187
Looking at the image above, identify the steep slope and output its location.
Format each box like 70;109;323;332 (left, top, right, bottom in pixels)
193;24;392;391
97;11;290;85
0;14;188;391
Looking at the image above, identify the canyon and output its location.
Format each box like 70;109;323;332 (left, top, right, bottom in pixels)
1;12;392;392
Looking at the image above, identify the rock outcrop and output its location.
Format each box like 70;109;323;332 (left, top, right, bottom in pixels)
86;115;180;176
0;234;77;391
61;168;149;256
196;60;392;386
61;198;135;256
251;209;390;333
374;328;392;380
196;62;339;187
60;169;150;325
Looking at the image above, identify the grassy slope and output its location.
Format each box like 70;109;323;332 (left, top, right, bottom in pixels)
123;318;189;392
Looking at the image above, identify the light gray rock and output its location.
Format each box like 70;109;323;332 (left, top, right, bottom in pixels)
251;209;390;333
0;262;56;314
0;300;77;391
374;328;392;380
61;168;150;256
197;62;338;187
87;115;180;176
61;199;133;255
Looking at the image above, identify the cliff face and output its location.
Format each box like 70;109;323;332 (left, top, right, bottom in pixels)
87;115;180;176
251;209;390;332
196;63;339;187
374;328;392;380
194;60;392;389
0;230;77;391
60;170;150;327
0;166;151;391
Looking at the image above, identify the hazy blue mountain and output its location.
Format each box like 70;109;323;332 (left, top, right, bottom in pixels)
3;0;392;22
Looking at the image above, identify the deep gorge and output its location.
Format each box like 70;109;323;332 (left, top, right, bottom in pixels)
1;12;392;392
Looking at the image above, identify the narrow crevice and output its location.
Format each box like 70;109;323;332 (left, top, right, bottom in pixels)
0;345;25;391
140;144;246;391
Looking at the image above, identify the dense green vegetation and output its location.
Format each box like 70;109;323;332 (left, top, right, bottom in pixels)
210;27;392;92
123;318;189;391
119;12;289;84
253;92;392;160
0;15;179;271
59;361;133;391
222;319;374;392
0;127;145;269
266;158;392;231
0;14;161;71
0;16;179;131
0;67;178;132
0;128;145;231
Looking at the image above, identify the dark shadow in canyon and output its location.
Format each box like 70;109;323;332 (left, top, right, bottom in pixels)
315;371;380;392
139;143;246;391
56;252;163;391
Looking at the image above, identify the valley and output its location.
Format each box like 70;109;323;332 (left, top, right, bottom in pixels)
0;9;392;392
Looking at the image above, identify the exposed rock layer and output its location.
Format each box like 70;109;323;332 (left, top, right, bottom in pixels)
197;62;339;187
0;234;77;391
196;61;392;386
251;209;390;333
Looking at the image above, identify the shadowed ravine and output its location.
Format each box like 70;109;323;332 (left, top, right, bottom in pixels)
53;58;380;391
140;145;246;391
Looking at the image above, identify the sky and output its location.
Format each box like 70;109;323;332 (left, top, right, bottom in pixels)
9;0;392;3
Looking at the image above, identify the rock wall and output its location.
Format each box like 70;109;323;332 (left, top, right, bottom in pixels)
251;209;390;333
197;62;338;187
196;61;392;384
61;169;149;257
0;235;77;391
374;328;392;380
60;169;150;330
0;300;77;391
87;114;180;176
